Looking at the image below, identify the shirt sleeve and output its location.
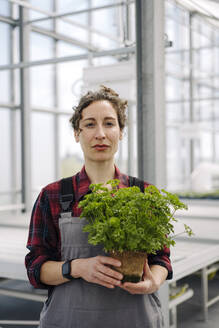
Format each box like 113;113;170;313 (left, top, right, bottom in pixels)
25;188;60;289
148;245;173;280
142;181;173;280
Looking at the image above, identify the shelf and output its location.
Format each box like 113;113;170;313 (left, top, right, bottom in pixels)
169;289;194;309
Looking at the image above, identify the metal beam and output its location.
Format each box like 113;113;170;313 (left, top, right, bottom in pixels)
167;45;219;54
53;0;60;181
0;104;73;115
0;320;39;326
19;4;31;212
189;12;195;174
10;2;18;208
0;203;25;212
0;46;135;70
29;8;125;45
166;96;219;104
135;0;143;179
135;0;166;189
166;10;219;35
9;0;54;17
0;15;17;25
0;103;19;109
31;25;99;52
10;0;126;44
56;16;122;44
26;1;134;24
174;0;219;21
3;1;124;44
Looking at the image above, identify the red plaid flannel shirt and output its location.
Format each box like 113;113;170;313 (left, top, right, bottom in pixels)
25;166;173;289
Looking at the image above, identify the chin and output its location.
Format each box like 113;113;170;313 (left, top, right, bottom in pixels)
91;154;114;162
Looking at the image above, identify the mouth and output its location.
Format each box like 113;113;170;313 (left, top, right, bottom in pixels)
93;144;109;151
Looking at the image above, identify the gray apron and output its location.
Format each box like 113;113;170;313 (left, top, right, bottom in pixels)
39;215;164;328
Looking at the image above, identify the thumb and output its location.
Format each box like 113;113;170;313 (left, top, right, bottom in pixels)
143;259;152;277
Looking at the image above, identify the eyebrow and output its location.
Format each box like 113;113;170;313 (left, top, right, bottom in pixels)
81;117;117;122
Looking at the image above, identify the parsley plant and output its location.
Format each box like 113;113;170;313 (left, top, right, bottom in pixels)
79;179;192;254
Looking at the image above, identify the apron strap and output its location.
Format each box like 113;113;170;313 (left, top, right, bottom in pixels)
60;177;75;212
129;176;145;193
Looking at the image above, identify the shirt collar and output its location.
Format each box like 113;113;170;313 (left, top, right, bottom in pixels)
74;165;129;202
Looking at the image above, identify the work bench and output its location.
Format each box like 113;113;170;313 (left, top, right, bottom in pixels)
168;200;219;327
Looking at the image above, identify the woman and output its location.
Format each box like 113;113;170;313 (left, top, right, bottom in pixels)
25;86;172;328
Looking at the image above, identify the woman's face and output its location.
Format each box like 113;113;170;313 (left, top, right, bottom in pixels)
74;100;123;163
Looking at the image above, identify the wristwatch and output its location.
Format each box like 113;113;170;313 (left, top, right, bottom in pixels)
62;259;74;280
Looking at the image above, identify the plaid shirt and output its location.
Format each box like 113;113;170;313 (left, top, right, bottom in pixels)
25;166;173;289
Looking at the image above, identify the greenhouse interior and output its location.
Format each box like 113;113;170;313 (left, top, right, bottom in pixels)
0;0;219;327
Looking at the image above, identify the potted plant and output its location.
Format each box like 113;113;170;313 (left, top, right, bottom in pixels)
79;179;193;283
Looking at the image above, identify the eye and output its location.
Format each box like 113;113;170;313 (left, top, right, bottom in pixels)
85;122;95;128
105;121;114;127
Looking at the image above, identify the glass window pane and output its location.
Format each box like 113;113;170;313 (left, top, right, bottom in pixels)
166;127;188;190
0;22;10;65
57;41;86;56
0;22;10;102
29;0;53;30
14;69;20;105
215;134;219;161
0;109;21;206
166;76;183;101
166;103;190;123
0;0;10;16
58;59;87;109
0;109;11;204
30;65;55;108
30;32;54;61
57;20;88;44
31;112;56;197
58;0;88;12
92;8;119;50
14;109;22;199
59;115;83;178
57;13;88;44
0;71;10;103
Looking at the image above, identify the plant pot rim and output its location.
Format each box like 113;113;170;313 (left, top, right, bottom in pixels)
109;250;147;256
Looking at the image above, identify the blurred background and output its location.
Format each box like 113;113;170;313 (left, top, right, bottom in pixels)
0;0;219;327
0;0;219;211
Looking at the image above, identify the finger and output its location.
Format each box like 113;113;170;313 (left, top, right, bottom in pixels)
143;260;152;277
120;282;145;294
94;278;115;289
98;264;123;280
98;256;121;268
120;284;139;295
95;271;122;287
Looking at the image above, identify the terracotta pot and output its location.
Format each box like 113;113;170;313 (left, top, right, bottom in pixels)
109;250;147;283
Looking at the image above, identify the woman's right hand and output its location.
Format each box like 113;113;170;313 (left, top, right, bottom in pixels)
71;256;123;289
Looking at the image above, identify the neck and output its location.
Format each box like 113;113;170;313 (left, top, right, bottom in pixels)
84;160;116;185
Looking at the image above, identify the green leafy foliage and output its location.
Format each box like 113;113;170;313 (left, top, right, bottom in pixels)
78;179;192;254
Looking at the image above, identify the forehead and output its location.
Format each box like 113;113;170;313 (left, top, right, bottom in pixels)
81;100;118;120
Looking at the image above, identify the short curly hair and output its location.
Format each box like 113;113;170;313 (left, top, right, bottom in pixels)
69;85;128;132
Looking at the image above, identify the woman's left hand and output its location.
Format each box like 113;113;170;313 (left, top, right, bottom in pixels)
119;260;166;295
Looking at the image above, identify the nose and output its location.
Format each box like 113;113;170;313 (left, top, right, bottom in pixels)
95;124;106;139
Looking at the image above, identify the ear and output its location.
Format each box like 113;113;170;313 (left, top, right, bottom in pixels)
74;130;80;143
119;130;123;140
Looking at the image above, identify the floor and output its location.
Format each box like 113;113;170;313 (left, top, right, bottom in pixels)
0;273;219;328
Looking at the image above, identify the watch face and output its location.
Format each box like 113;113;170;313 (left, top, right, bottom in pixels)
62;261;71;276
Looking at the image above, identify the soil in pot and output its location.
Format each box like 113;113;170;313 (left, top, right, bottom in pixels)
109;251;147;283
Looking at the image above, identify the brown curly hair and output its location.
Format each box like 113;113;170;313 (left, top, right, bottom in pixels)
69;85;128;132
